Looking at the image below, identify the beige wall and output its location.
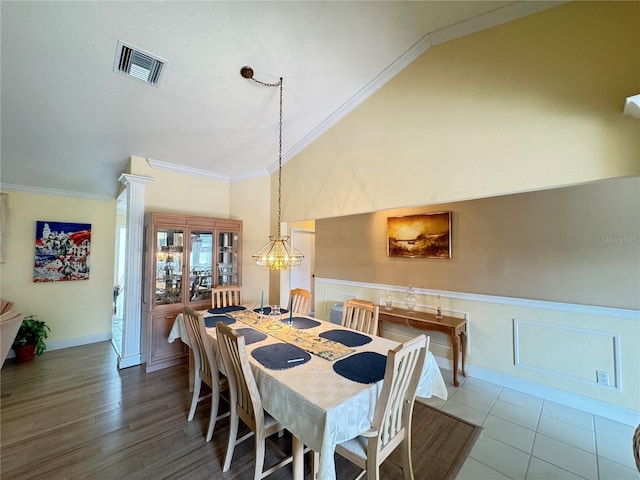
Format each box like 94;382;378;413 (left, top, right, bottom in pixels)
129;156;231;217
0;192;116;345
282;1;640;223
316;177;640;310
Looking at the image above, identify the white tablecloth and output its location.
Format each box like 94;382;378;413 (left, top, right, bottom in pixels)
169;309;448;480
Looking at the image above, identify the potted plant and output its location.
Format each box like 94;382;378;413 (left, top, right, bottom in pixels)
12;315;50;363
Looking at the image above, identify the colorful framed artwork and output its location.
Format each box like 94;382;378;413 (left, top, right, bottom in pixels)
34;221;91;282
387;212;451;258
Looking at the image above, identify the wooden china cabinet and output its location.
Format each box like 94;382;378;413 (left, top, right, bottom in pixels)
143;212;242;372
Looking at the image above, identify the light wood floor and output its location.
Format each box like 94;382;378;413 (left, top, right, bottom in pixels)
0;342;322;479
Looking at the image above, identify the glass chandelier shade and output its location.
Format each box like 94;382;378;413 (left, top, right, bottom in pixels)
253;235;304;270
242;67;304;271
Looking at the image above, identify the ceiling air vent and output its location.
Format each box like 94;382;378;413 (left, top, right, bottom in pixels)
113;40;165;86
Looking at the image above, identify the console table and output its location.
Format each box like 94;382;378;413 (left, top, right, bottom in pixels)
378;307;468;386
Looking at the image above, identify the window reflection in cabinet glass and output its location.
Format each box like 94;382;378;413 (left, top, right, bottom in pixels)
190;231;213;301
155;229;184;305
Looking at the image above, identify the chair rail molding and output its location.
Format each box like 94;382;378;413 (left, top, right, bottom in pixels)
314;277;640;321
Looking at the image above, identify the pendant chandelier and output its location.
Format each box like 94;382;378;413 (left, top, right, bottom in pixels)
242;66;304;271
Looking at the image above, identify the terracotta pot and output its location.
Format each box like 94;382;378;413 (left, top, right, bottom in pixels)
14;344;37;363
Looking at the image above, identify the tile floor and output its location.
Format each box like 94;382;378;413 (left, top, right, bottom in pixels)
420;369;640;480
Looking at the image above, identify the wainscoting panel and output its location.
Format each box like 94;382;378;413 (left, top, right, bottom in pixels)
513;319;620;390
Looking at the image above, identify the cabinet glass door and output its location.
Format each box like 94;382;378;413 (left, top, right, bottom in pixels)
189;230;213;302
217;230;239;286
154;228;184;306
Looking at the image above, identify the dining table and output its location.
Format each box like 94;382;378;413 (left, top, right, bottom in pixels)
168;305;448;480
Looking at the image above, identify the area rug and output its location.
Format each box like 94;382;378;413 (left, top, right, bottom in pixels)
334;400;482;479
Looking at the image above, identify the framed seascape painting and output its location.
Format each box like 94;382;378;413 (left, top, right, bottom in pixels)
34;221;91;282
387;212;451;259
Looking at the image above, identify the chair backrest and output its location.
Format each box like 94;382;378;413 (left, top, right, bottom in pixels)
216;322;264;432
288;288;311;315
341;299;379;335
212;286;242;308
0;300;14;315
183;306;215;382
372;334;428;461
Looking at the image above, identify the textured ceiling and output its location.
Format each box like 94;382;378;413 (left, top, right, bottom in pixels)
0;1;560;198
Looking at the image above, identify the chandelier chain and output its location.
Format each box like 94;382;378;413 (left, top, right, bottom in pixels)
249;75;283;237
277;77;283;237
244;67;303;270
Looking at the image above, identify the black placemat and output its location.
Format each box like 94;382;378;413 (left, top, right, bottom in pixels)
253;306;288;315
235;327;267;346
208;305;246;315
251;343;311;370
319;329;372;347
205;315;235;328
279;317;321;329
333;351;387;384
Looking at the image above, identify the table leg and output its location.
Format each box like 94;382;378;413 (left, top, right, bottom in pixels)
292;435;304;480
450;328;460;387
460;328;468;377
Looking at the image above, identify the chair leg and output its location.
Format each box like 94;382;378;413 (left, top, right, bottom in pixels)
400;438;414;480
254;433;266;480
309;450;319;479
187;377;201;421
222;406;239;472
366;454;379;480
205;390;220;442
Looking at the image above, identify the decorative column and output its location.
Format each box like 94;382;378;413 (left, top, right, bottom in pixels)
117;173;154;369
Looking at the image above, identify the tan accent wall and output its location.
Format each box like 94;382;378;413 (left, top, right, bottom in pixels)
316;177;640;310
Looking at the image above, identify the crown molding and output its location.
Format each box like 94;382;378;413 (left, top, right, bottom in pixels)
146;158;269;182
0;183;114;201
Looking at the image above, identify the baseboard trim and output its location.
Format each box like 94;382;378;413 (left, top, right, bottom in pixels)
433;354;640;427
5;331;112;359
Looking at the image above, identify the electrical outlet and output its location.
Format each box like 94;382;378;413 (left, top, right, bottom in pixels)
596;370;609;385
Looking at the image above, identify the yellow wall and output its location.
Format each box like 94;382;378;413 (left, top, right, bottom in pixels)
0;192;116;345
230;176;272;305
282;1;640;223
129;156;231;217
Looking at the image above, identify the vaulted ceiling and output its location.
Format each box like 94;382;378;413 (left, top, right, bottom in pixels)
1;1;561;198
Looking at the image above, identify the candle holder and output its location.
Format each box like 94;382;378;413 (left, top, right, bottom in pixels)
435;293;443;319
384;290;393;311
404;285;417;313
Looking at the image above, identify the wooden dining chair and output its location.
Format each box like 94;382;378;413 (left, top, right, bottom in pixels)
1;310;24;368
212;286;242;308
182;306;229;442
341;299;380;336
335;334;429;480
288;288;311;315
216;322;293;480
